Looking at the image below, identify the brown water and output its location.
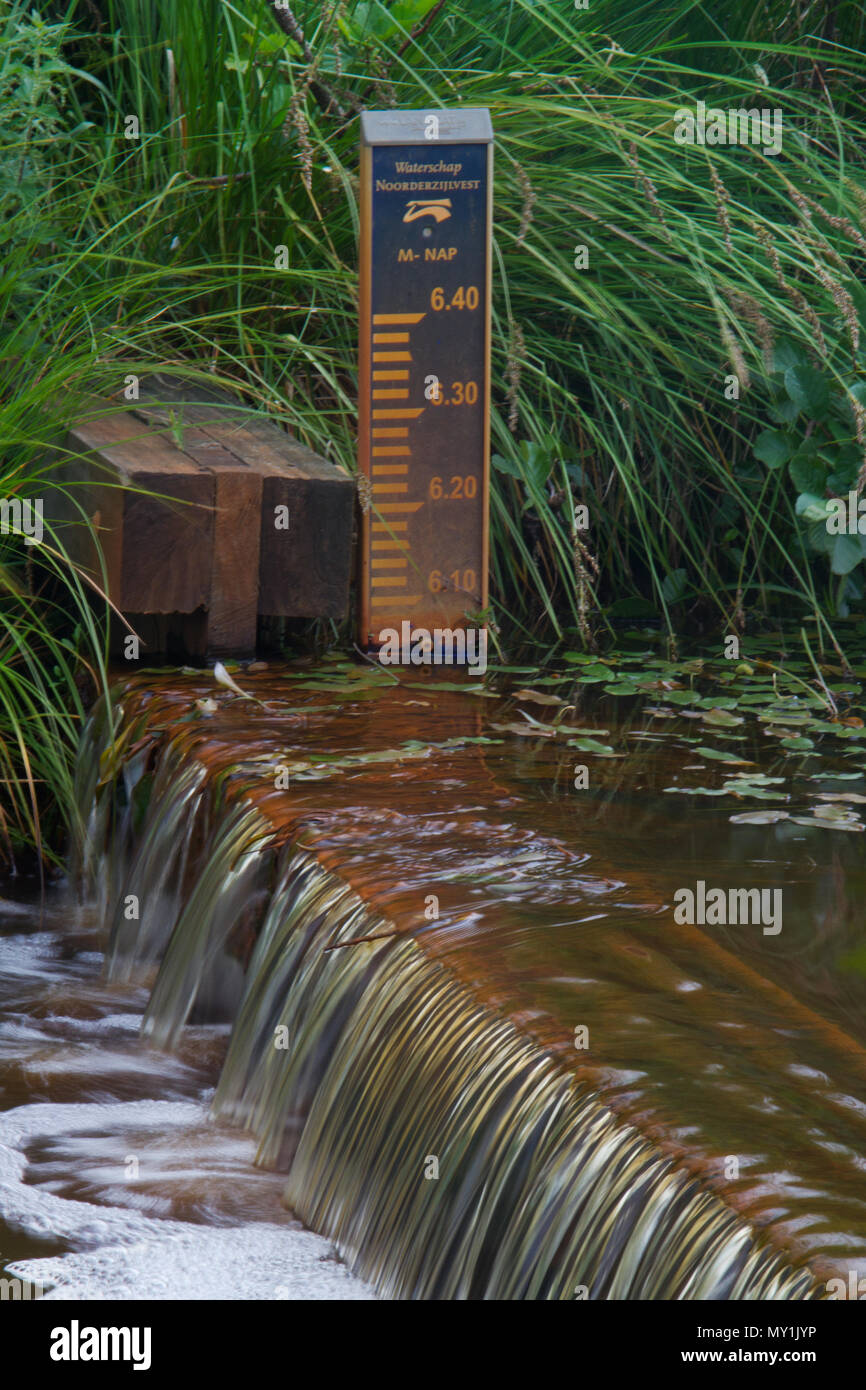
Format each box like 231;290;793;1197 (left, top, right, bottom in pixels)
3;654;866;1296
0;892;371;1298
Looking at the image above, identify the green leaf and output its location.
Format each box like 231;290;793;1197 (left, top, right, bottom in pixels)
785;364;830;417
789;455;826;495
830;534;863;576
721;782;784;800
604;598;658;618
491;452;522;479
567;737;615;754
806;517;836;554
701;708;744;726
754;429;791;469
519;439;555;492
773;341;808;373
661;567;687;603
695;746;750;762
791;816;864;832
663;786;729;796
573;662;613;678
392;0;441;28
796;492;832;523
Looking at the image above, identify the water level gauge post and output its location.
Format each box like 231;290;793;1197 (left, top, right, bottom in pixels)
357;107;493;655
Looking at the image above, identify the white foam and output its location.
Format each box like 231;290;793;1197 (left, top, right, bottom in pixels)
0;1100;375;1299
0;933;70;981
9;1224;375;1300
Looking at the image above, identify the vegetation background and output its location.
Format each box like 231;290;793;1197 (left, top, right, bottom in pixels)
1;0;865;856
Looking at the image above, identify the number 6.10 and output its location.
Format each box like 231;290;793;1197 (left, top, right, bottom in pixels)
428;568;478;593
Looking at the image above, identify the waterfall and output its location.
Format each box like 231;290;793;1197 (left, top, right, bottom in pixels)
77;693;821;1301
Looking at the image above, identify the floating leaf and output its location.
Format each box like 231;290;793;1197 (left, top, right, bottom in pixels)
701;708;744;726
791;816;864;832
809;803;860;822
489;721;555;738
567;737;615;754
758;710;815;725
663;786;729;796
421;682;495;694
726;773;785;785
513;688;565;706
436;735;504;748
729;811;790;824
695;746;752;763
721;781;785;800
813;791;866;804
693;696;739;710
809;771;864;781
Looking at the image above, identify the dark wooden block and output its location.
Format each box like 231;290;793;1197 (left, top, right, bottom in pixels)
133;382;354;620
53;406;215;615
47;379;354;657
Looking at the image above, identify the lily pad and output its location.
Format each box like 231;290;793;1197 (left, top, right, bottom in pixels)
701;708;745;727
726;773;785;785
791;816;864;832
809;770;863;781
813;791;866;804
721;782;785;801
695;746;753;763
808;803;861;822
663;786;729;796
513;688;565;706
567;737;616;754
490;721;555;738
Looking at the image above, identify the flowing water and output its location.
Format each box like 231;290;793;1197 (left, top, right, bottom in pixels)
3;649;866;1299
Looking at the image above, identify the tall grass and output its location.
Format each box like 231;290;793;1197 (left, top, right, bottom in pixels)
1;2;115;865
60;0;866;637
2;0;866;851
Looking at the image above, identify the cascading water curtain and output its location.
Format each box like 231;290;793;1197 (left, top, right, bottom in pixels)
80;699;822;1301
212;851;819;1302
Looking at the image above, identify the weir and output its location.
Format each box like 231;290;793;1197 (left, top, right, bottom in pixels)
67;661;866;1301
